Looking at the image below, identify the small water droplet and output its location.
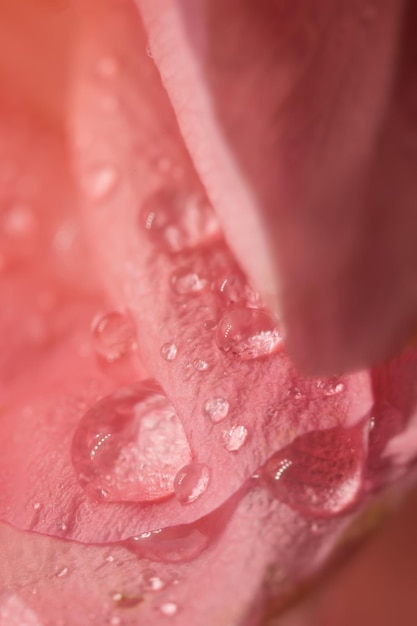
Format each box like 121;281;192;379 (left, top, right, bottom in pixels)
112;592;142;609
174;463;210;504
96;56;119;78
82;164;118;199
203;320;216;331
203;397;229;423
71;381;192;502
59;521;68;531
216;308;283;360
106;555;115;563
171;269;208;295
142;569;165;591
56;567;69;578
317;379;345;396
263;424;365;517
215;274;260;307
91;311;137;362
223;425;249;452
289;386;303;401
33;502;41;510
140;186;219;253
127;523;210;563
160;343;178;361
159;602;178;616
193;359;209;372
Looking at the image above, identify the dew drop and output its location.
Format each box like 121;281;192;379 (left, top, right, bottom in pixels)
317;379;345;396
223;425;249;452
127;523;210;563
263;424;365;517
33;502;41;510
174;463;210;504
171;269;208;295
159;602;178;617
71;381;192;502
160;343;178;361
82;164;118;199
203;397;229;423
56;567;69;578
216;307;283;360
91;311;137;362
215;274;260;307
140;186;219;253
193;359;209;372
142;569;165;591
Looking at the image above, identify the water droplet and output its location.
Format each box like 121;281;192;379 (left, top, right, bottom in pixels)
203;320;216;331
317;379;345;396
223;425;249;452
127;523;210;563
263;424;365;517
112;592;142;609
159;602;179;616
216;308;282;360
193;359;209;372
142;569;165;591
174;463;210;504
161;343;178;361
33;502;41;510
96;56;119;78
71;381;192;502
82;164;118;199
203;397;229;423
59;521;68;532
171;269;208;295
56;567;69;578
140;186;219;253
215;274;260;307
91;311;137;362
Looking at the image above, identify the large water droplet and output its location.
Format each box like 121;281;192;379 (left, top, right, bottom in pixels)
263;424;365;517
174;463;210;504
140;186;219;253
160;343;178;361
203;397;229;423
91;311;137;362
216;307;283;360
223;425;249;452
71;381;192;502
215;274;260;307
126;523;210;563
171;269;208;295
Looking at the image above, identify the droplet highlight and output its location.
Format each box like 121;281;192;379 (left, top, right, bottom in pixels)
263;424;365;517
91;310;137;362
223;425;249;452
142;569;165;591
203;397;229;423
127;523;210;563
174;463;210;504
215;274;260;307
216;307;283;360
159;602;179;616
171;269;208;295
82;164;118;199
160;343;178;361
140;186;219;253
71;381;192;502
193;359;209;372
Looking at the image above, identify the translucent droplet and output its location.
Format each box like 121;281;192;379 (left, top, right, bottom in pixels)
91;311;137;362
140;186;219;253
263;424;365;517
171;269;208;295
203;397;229;423
203;320;216;331
56;567;68;578
82;164;118;199
193;359;209;372
33;502;41;510
174;463;210;504
160;343;178;361
215;274;260;307
142;569;165;591
127;523;210;563
216;307;282;360
317;379;345;396
159;602;179;616
223;425;249;452
71;381;192;502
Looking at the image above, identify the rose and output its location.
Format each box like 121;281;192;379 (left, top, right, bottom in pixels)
1;1;417;625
